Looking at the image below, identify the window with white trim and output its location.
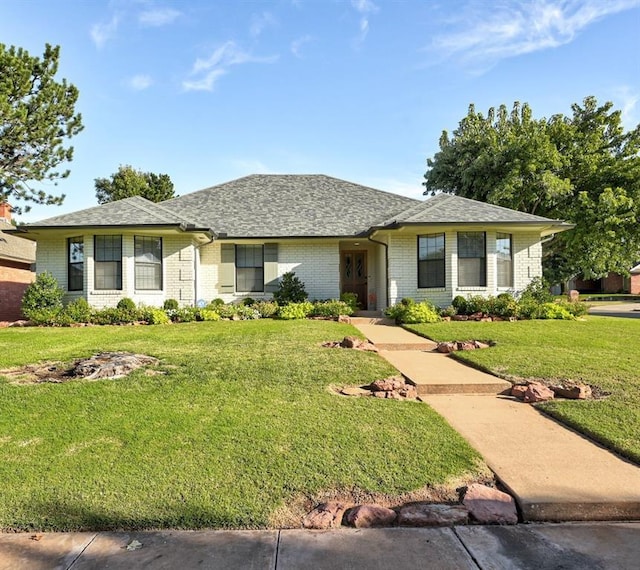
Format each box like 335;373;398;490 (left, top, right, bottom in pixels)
418;233;445;288
496;233;513;288
68;237;84;291
457;232;486;287
135;236;162;290
236;244;264;292
94;235;122;290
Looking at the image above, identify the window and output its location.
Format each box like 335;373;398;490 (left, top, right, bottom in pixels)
458;232;486;287
94;235;122;290
236;244;264;292
418;233;445;288
496;233;513;288
68;237;84;291
135;236;162;290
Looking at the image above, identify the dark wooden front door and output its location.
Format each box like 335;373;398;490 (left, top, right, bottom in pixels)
341;250;367;309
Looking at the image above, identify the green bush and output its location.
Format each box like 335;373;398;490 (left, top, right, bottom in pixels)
91;308;126;325
558;300;590;317
21;272;64;319
517;299;540;320
215;304;238;319
311;300;354;318
169;307;198;322
492;294;519;318
441;305;457;318
116;298;136;311
520;277;553;304
27;307;70;326
537;302;575;320
235;305;261;320
241;297;255;306
196;309;221;322
339;292;359;311
451;295;467;315
140;307;171;325
64;298;92;323
254;300;278;318
386;300;440;324
273;272;308;305
163;299;179;310
277;301;314;320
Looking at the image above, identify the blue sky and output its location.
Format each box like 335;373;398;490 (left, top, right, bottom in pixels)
2;0;640;222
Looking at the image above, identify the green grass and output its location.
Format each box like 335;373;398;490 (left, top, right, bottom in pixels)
0;320;483;531
406;317;640;464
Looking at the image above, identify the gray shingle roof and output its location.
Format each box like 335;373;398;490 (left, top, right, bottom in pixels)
162;174;419;237
0;220;36;264
383;193;566;226
25;196;196;228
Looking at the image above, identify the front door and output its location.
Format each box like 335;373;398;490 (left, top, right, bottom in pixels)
341;250;367;309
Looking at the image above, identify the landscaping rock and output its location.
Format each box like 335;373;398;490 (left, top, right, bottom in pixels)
523;382;555;403
397;504;469;527
457;341;477;351
462;484;518;525
551;384;592;400
9;320;32;327
340;386;369;397
302;502;346;529
452;315;469;321
511;385;528;400
370;376;405;392
345;505;397;528
340;336;359;348
337;315;351;324
436;342;455;354
437;340;491;353
398;385;418;399
568;289;580;302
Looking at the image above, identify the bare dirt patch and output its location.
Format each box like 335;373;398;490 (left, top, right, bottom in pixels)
0;352;160;385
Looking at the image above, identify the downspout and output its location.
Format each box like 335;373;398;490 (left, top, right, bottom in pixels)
193;231;216;307
367;231;389;310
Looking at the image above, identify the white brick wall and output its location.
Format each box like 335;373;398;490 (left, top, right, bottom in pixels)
386;229;545;307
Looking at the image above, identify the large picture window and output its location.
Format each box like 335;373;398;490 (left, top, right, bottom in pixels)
458;232;486;287
236;244;264;292
496;233;513;288
135;236;162;290
418;233;445;288
68;237;84;291
94;235;122;290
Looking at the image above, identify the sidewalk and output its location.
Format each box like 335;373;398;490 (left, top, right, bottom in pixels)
2;524;639;569
350;318;640;522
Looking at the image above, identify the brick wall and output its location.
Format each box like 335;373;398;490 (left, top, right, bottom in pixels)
0;260;34;321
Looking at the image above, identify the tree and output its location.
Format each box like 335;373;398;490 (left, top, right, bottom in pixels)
94;165;176;204
424;96;640;282
0;43;83;213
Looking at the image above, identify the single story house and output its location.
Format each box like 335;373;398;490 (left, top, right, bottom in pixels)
0;203;36;321
13;174;573;310
569;266;640;295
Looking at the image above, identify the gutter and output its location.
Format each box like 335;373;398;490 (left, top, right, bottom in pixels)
367;231;389;310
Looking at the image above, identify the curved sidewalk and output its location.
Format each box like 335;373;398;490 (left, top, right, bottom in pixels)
351;318;640;522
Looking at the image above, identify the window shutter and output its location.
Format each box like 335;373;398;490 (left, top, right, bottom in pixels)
219;243;235;293
264;243;279;293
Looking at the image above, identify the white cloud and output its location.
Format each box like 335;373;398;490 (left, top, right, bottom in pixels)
139;7;181;27
291;35;312;58
351;0;379;44
129;74;153;91
429;0;640;72
250;11;277;38
183;42;278;92
90;16;119;49
612;86;640;129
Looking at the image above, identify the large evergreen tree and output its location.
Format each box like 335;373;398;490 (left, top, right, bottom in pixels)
0;43;83;213
424;96;640;282
94;165;176;204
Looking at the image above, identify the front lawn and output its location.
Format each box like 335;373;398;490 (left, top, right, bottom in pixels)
406;317;640;463
0;320;484;531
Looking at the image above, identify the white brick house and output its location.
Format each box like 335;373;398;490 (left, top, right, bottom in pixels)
15;175;572;310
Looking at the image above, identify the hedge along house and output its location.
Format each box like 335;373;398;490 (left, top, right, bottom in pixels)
13;174;573;310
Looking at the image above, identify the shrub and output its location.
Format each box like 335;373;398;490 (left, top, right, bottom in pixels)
241;297;255;306
210;298;225;307
273;272;308;305
517;299;540;320
140;307;171;325
561;300;590;317
386;300;440;324
311;300;354;318
64;298;92;323
116;298;136;311
520;277;553;304
91;308;126;325
196;308;221;322
451;295;467;315
235;305;261;320
21;272;64;319
492;294;519;318
163;299;179;310
465;295;490;315
215;304;238;319
277;301;314;320
340;292;359;311
254;300;278;318
441;305;457;318
169;307;198;322
27;307;69;326
537;302;575;320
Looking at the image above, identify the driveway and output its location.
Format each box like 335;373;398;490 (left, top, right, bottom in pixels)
588;302;640;319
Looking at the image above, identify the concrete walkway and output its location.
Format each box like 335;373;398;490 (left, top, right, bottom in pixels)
350;318;640;522
2;524;640;569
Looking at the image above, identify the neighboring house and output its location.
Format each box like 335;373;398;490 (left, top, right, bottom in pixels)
13;175;572;310
0;204;36;321
570;266;640;295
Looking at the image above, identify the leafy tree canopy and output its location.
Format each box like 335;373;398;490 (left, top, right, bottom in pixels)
95;165;176;204
0;43;83;214
424;96;640;282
